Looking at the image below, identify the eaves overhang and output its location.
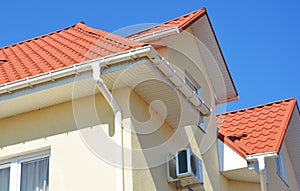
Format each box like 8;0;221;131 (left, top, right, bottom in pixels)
0;46;211;120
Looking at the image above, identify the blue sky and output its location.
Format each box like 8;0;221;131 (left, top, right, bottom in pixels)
0;0;299;112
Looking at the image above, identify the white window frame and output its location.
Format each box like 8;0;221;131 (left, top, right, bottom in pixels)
0;151;50;191
276;147;288;185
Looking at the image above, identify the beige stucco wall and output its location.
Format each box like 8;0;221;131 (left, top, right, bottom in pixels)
228;180;260;191
124;89;178;191
0;93;119;191
157;29;214;109
119;60;230;191
266;142;299;191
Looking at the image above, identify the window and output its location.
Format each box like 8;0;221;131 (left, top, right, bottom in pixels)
185;77;203;100
0;165;10;191
197;116;206;132
0;152;49;191
184;72;206;131
276;147;288;185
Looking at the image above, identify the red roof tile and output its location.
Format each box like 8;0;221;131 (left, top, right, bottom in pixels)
217;98;297;158
127;8;206;39
0;22;143;86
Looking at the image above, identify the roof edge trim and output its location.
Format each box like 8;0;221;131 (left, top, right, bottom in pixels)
203;12;239;103
276;98;297;153
217;97;297;116
218;132;249;159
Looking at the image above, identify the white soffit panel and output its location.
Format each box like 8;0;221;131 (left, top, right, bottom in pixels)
284;106;300;185
0;60;199;128
191;15;238;104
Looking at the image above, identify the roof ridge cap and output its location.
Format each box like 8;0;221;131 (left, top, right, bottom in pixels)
217;97;297;116
74;22;143;49
73;22;109;36
275;97;297;153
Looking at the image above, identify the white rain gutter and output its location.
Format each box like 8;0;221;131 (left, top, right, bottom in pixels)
130;26;180;43
0;47;150;95
246;152;277;191
0;45;210;116
92;64;123;191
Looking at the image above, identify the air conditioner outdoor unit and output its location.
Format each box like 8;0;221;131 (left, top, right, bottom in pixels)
167;148;204;189
176;149;203;187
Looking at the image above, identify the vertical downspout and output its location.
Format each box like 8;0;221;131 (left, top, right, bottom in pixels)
93;64;124;191
247;152;277;191
257;157;268;191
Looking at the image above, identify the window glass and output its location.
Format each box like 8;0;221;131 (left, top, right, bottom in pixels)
185;77;197;92
21;157;49;191
276;148;288;185
196;87;203;100
0;167;10;191
197;116;206;132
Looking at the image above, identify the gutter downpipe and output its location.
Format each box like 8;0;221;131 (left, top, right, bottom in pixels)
92;64;124;191
246;152;277;191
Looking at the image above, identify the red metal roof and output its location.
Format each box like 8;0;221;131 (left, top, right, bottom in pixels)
127;8;206;39
217;98;297;158
0;22;143;86
127;8;239;103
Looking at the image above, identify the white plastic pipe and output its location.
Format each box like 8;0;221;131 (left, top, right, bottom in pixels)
257;157;268;191
246;152;277;191
93;64;123;191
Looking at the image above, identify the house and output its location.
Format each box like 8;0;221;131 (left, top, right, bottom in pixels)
0;8;298;191
218;98;300;191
